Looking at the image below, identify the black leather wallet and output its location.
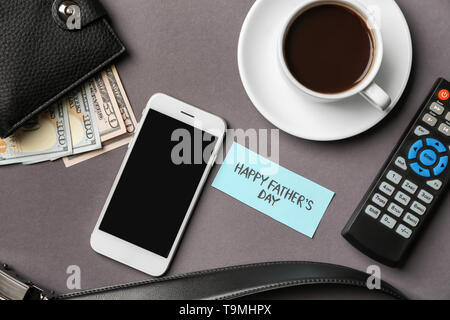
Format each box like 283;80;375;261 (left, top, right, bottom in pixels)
0;0;126;138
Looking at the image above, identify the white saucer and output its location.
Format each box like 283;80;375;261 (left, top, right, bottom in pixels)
238;0;413;141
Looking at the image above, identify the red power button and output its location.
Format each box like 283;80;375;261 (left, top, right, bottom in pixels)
438;89;449;101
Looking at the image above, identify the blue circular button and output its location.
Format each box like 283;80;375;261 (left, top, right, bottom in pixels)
408;140;424;160
420;149;437;166
434;156;449;176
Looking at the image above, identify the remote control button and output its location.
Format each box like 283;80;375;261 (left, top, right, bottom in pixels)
403;213;420;227
427;179;443;191
380;214;397;229
395;191;411;206
408;140;423;160
446;112;450;122
379;182;395;196
386;170;402;185
414;126;430;137
372;193;388;208
395;157;407;170
396;224;413;239
438;89;450;101
410;162;431;178
430;102;445;115
418;190;434;204
411;201;426;216
439;123;450;137
423;113;438;127
402;180;418;195
419;149;437;166
365;205;381;219
433;156;448;176
426;138;447;153
388;202;404;217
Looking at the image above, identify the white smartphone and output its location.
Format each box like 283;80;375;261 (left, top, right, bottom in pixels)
90;93;226;277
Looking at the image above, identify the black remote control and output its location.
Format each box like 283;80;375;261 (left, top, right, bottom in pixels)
342;78;450;267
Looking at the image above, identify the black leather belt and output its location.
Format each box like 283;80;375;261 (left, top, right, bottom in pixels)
0;261;407;300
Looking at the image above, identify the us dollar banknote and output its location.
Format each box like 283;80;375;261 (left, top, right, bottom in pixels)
66;83;102;156
104;65;138;137
64;65;138;167
90;74;126;142
0;101;73;165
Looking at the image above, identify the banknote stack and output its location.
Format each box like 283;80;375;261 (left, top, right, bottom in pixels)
0;65;138;167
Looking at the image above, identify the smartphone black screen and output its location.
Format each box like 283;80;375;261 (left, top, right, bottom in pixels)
100;109;218;258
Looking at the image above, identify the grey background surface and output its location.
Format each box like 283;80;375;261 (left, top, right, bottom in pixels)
1;0;450;299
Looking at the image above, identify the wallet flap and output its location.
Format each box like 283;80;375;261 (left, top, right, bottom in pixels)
52;0;107;30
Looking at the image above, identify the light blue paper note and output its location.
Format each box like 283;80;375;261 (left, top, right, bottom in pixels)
212;143;335;238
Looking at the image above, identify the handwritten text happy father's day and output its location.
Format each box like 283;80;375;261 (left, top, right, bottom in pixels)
234;162;314;211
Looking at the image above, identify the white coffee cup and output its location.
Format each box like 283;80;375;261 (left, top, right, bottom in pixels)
278;0;391;112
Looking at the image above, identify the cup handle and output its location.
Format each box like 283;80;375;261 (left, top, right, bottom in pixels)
360;83;391;112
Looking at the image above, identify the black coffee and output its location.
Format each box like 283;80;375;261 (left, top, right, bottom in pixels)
284;4;374;94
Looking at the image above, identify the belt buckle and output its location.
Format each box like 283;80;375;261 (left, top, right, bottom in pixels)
0;264;49;300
